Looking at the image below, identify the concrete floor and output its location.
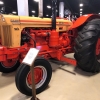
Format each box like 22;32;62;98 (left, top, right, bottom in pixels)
0;53;100;100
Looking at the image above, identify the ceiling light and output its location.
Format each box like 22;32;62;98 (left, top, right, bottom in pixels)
80;12;82;14
56;10;58;12
34;0;39;2
46;15;49;16
79;3;83;7
51;16;52;17
47;5;51;9
80;14;82;16
99;13;100;14
32;10;35;13
80;9;83;11
0;1;4;5
12;11;17;14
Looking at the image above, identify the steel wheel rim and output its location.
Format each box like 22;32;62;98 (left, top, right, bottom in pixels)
26;66;47;89
1;60;17;68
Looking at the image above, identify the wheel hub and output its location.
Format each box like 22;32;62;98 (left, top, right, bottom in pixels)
27;67;43;85
1;60;17;68
26;66;47;89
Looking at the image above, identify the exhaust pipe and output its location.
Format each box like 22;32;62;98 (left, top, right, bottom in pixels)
49;0;59;47
52;0;57;30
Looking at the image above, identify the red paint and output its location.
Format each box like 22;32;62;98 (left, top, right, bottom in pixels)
1;60;17;68
61;56;76;66
49;30;59;47
27;67;43;84
0;28;77;66
72;14;100;29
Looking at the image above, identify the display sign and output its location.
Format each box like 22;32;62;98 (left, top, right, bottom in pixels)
22;48;39;66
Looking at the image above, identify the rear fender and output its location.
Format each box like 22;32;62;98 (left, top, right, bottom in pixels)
72;14;100;29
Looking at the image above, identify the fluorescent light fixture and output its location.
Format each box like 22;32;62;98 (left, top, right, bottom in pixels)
80;9;83;11
47;5;51;9
0;1;4;5
34;0;39;2
80;12;82;13
32;10;35;13
46;15;49;16
12;11;17;14
80;3;83;7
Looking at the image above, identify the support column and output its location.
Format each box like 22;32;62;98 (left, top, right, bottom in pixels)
17;0;29;16
59;1;64;18
38;0;43;17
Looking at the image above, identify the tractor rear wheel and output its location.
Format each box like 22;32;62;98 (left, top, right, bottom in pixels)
0;60;20;73
15;58;52;96
74;18;100;73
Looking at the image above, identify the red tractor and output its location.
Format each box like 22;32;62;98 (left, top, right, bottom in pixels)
15;15;100;96
0;0;100;96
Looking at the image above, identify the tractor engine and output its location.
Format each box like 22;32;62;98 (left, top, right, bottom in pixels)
20;26;73;61
21;29;70;48
58;32;70;47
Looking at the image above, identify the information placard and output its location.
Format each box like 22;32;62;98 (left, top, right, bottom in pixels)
22;48;39;66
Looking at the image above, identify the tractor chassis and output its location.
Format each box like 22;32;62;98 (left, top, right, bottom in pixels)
0;43;76;67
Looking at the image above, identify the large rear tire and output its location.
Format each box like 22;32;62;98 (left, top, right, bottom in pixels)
74;18;100;73
15;58;52;96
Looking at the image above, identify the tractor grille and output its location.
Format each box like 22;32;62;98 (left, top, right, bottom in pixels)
2;25;12;47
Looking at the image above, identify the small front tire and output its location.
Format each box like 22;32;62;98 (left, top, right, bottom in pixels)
15;58;52;96
0;60;20;73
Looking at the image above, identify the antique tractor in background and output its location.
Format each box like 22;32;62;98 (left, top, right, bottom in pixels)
0;0;100;96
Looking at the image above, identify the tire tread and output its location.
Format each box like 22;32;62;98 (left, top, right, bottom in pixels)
74;18;100;72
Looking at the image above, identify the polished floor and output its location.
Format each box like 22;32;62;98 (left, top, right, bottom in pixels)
0;54;100;100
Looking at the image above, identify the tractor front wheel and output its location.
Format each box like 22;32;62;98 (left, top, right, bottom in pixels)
15;58;52;96
74;18;100;73
0;60;20;73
